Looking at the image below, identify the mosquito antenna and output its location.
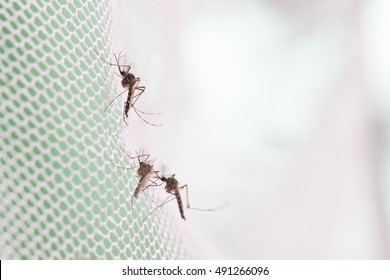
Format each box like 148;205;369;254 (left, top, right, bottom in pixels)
93;48;131;69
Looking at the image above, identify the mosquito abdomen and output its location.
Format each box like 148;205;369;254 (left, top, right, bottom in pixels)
133;172;151;199
133;184;142;198
124;96;131;118
175;192;186;220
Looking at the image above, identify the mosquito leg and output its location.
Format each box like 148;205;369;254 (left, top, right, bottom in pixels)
93;48;117;66
150;170;160;180
115;51;132;75
104;134;137;168
135;109;161;115
131;180;162;216
142;188;158;210
105;134;142;166
131;84;145;107
107;155;136;171
131;86;162;116
129;82;161;116
113;52;122;74
131;93;143;109
132;99;162;115
180;185;230;211
105;88;128;112
132;92;142;102
142;196;177;224
144;178;164;189
131;178;156;210
141;180;161;193
136;86;145;93
131;92;163;116
144;154;150;162
132;106;164;126
182;185;190;208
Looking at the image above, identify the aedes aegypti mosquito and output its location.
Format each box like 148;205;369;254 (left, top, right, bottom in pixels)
142;171;230;223
93;49;162;126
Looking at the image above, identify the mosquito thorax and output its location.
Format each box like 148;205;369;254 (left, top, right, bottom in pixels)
164;178;178;193
121;73;136;88
167;176;177;184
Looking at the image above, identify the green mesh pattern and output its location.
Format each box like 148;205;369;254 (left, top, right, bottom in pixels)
0;0;189;259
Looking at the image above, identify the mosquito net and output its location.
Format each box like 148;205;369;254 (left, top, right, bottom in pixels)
0;0;192;259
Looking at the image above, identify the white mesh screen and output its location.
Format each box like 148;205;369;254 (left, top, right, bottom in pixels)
0;0;191;259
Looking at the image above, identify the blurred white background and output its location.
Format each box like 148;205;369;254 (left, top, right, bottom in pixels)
111;0;390;259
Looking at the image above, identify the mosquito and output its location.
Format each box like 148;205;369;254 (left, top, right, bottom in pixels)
142;172;230;223
132;150;160;201
107;139;159;205
93;49;162;126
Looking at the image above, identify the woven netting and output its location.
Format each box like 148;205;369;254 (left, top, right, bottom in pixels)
0;0;190;259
